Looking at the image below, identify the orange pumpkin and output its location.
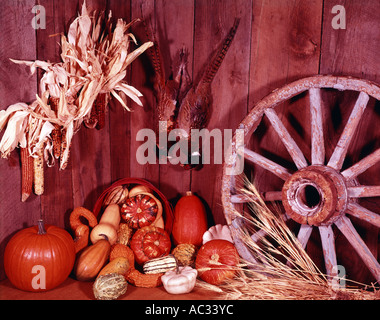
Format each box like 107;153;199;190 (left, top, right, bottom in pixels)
171;192;208;247
195;239;240;285
4;220;76;292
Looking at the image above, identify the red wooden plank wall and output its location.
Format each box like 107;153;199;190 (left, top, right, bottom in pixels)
0;0;379;281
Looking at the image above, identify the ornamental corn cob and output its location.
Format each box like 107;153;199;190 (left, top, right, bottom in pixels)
21;147;33;202
33;147;44;195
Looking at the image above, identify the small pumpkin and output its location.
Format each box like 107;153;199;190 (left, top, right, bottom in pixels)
195;239;239;285
4;220;76;292
93;273;128;300
121;194;158;229
130;226;171;265
74;239;111;281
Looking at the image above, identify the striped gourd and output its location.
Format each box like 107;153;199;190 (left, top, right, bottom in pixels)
143;255;177;274
104;185;129;206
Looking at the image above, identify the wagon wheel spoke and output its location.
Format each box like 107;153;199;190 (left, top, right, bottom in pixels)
346;202;380;228
296;224;313;249
262;191;283;201
264;108;308;169
231;191;283;204
341;148;380;180
319;225;338;278
230;218;259;265
244;148;292;181
251;229;267;243
334;216;380;282
347;185;380;198
327;92;370;170
309;88;325;165
285;224;313;268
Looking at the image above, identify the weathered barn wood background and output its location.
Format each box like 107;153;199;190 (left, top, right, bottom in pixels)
1;0;379;282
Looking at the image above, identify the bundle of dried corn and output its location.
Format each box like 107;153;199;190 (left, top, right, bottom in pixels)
0;2;153;201
197;177;379;300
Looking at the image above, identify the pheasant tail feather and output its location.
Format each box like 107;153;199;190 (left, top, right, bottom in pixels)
200;18;240;85
142;19;165;86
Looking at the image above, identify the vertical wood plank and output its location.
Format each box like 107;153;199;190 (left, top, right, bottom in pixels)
36;0;78;229
320;0;380;284
70;0;112;211
0;0;39;280
190;0;252;224
154;0;194;201
248;0;323;195
107;0;132;183
320;0;380;82
129;0;160;188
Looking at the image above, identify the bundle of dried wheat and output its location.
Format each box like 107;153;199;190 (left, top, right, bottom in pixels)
0;2;153;201
198;177;379;300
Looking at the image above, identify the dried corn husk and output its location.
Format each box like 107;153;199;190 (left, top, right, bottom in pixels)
0;2;153;199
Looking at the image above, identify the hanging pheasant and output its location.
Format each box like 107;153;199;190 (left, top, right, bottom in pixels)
145;18;240;168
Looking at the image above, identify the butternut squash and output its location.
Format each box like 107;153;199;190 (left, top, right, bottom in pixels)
128;185;151;198
74;239;111;281
99;204;121;228
90;204;120;245
90;224;118;245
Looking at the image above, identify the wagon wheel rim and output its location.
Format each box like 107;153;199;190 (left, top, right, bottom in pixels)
221;75;380;283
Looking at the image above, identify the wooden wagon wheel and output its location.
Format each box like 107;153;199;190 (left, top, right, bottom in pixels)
221;75;380;283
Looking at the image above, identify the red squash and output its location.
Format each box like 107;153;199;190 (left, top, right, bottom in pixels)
130;226;171;265
171;192;208;247
195;239;240;285
4;220;76;292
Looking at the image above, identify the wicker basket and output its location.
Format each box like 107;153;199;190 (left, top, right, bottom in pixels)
93;178;174;234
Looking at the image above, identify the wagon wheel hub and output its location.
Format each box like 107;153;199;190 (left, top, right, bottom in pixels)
282;165;347;226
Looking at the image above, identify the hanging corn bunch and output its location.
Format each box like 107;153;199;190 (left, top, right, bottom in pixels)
0;2;153;201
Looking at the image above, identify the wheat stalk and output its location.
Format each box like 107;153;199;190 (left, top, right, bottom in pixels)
199;176;379;300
